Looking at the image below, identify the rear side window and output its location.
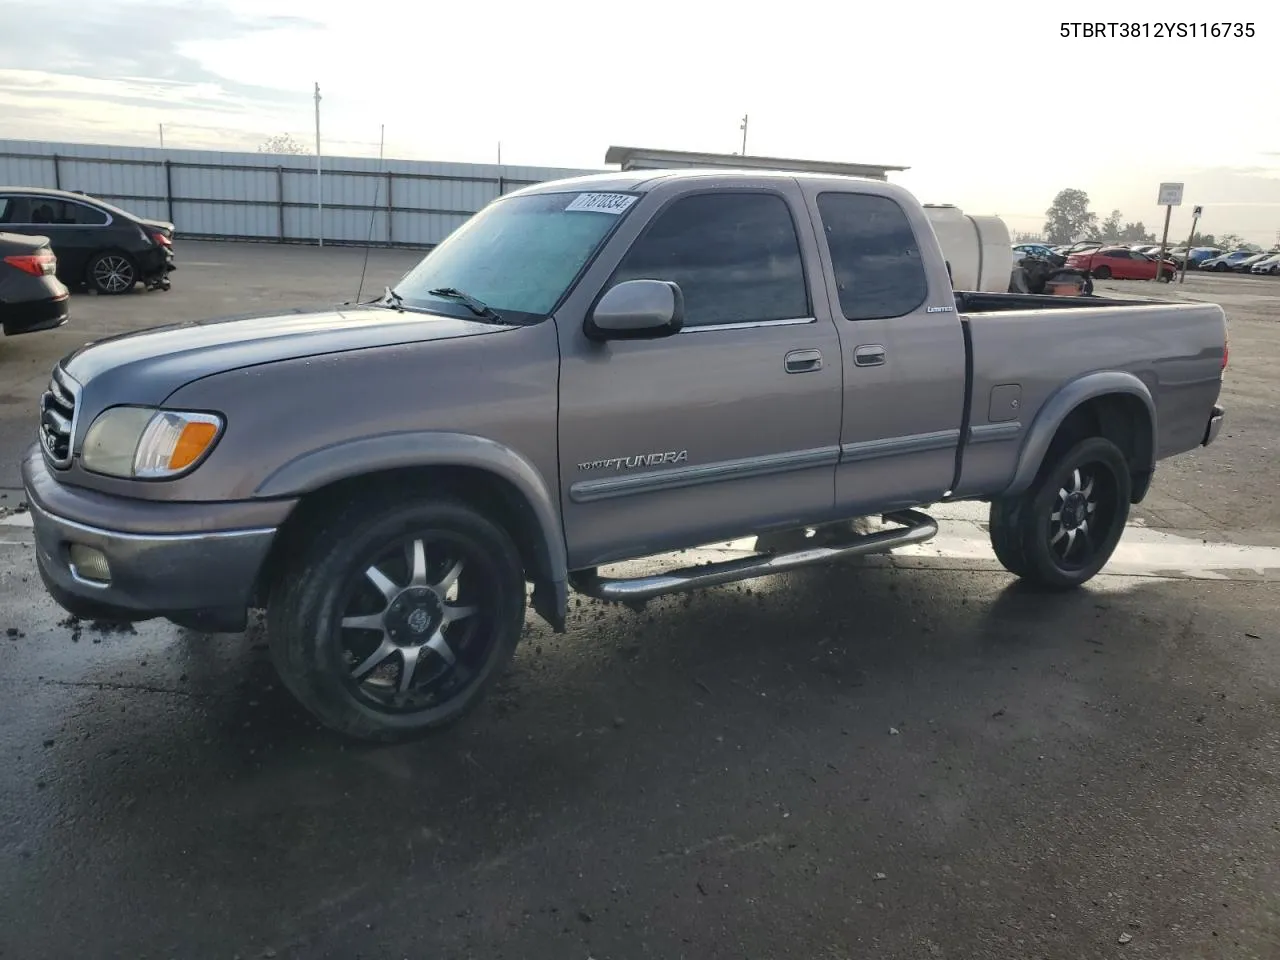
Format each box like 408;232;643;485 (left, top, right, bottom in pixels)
64;201;109;225
816;192;928;321
0;197;10;223
610;192;809;327
20;198;109;225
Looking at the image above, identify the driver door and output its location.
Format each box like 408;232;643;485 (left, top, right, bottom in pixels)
553;180;844;569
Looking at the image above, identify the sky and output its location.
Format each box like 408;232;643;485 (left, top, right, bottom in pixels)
1;0;1278;245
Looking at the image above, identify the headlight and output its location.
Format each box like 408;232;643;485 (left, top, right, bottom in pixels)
81;407;224;479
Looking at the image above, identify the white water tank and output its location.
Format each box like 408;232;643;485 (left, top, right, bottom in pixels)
923;204;1012;292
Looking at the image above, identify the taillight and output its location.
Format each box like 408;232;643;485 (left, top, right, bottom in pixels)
152;232;171;247
3;253;56;277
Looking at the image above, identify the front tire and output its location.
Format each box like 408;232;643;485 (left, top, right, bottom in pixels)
988;436;1132;589
266;496;527;742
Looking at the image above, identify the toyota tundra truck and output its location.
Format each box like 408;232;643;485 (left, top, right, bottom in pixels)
22;170;1229;741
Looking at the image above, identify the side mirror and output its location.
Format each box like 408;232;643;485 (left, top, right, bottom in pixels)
586;279;684;341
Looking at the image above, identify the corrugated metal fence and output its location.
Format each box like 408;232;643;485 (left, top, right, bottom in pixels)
0;139;600;248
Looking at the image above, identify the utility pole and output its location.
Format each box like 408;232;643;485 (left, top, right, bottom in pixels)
158;123;165;149
497;141;502;165
739;114;749;155
1180;205;1202;285
314;82;323;248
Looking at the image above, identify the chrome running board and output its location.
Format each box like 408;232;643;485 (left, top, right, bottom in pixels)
568;509;938;605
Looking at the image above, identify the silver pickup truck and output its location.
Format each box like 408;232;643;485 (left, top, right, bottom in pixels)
22;170;1228;741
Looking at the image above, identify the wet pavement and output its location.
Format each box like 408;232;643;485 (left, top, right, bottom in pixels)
1;246;1278;957
2;508;1280;958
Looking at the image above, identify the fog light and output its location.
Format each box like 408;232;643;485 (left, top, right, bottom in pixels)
68;544;112;584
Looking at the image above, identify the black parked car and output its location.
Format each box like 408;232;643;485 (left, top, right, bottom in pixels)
0;187;175;295
0;232;70;336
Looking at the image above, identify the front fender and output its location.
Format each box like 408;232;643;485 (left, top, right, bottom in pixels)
1003;371;1156;497
255;431;568;625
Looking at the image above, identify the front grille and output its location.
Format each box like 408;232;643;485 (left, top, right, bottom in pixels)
39;366;78;468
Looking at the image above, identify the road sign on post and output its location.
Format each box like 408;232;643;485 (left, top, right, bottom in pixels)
1154;182;1184;282
1158;182;1184;206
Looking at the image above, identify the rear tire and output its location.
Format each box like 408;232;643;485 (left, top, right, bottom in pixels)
988;436;1132;589
1091;265;1111;280
266;495;527;742
86;251;137;295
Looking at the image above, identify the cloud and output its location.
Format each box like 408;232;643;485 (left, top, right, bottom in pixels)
0;0;318;106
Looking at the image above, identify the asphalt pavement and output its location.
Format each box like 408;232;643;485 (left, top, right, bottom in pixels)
1;245;1278;959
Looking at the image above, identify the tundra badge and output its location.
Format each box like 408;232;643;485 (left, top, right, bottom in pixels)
578;451;689;472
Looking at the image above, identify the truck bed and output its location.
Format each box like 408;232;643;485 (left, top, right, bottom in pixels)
950;295;1227;500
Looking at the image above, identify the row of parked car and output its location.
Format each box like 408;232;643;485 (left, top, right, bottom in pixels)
0;185;178;336
1014;240;1280;278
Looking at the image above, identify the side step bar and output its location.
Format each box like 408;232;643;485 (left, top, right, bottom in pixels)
568;509;938;605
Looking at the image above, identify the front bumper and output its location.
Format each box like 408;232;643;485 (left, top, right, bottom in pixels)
1203;404;1225;447
1;293;69;336
22;445;294;632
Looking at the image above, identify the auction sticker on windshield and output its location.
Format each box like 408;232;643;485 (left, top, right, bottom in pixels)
565;193;637;214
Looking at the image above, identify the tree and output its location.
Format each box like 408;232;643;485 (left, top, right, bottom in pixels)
1215;233;1247;251
1043;188;1099;244
1099;209;1124;243
1118;221;1154;243
1012;230;1046;243
258;133;309;155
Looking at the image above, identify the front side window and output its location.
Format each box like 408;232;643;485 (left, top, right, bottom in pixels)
608;192;809;327
392;190;635;323
1;197;33;223
816;192;928;321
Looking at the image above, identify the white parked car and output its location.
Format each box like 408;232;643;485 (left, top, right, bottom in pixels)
1250;254;1280;275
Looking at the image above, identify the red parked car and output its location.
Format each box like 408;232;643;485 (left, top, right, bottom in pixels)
1065;245;1176;281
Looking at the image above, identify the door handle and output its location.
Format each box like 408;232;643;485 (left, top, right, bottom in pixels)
784;348;823;374
853;344;886;367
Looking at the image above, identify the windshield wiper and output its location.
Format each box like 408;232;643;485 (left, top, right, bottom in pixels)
426;287;508;323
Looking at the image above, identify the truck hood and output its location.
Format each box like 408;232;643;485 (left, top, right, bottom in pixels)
60;305;509;406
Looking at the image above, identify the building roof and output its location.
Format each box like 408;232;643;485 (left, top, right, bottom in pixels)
604;145;909;181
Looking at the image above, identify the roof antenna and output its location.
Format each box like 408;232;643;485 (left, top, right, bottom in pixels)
353;124;386;305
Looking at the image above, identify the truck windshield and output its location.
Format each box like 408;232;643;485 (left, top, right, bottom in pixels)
389;191;637;323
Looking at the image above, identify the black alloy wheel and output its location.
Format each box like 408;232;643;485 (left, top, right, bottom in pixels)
267;497;526;741
988;436;1132;589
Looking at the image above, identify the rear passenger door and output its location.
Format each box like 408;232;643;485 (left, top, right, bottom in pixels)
41;199;112;281
555;181;844;569
799;185;968;517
